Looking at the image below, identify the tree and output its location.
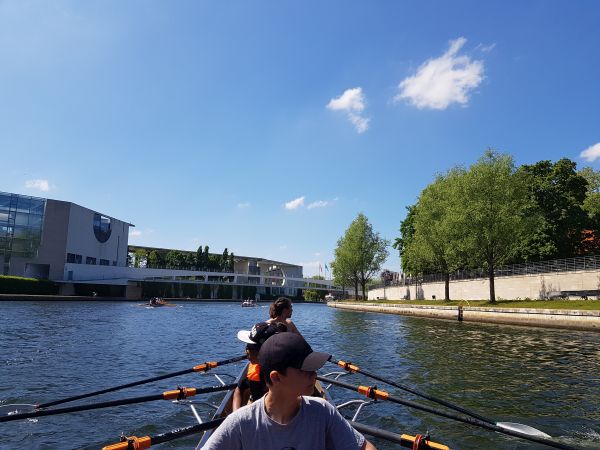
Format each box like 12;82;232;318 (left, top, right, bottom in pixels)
221;248;229;271
331;213;388;300
228;253;235;273
147;250;160;268
393;205;418;273
458;150;537;302
133;249;147;268
402;169;467;300
517;158;589;260
195;245;203;269
203;246;210;270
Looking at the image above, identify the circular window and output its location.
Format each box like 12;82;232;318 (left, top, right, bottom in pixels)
93;213;112;243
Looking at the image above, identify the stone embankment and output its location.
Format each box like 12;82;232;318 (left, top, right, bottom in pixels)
328;302;600;332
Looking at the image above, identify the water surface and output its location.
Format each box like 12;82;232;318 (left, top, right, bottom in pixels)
0;301;599;449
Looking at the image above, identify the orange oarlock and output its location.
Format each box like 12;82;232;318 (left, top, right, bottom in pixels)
102;435;151;450
192;361;218;372
162;387;197;400
337;360;360;373
357;385;389;401
400;434;450;450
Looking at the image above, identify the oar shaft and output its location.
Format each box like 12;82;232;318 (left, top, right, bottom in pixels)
331;358;491;424
318;376;580;450
1;384;236;423
37;354;246;409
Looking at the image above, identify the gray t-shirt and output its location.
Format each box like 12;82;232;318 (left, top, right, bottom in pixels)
202;395;365;450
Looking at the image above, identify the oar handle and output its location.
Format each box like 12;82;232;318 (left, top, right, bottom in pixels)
37;354;246;409
1;384;236;423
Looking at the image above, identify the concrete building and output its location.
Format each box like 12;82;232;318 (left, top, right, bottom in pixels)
0;191;335;299
0;191;131;281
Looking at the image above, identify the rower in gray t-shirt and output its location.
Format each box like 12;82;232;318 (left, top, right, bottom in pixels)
202;395;365;450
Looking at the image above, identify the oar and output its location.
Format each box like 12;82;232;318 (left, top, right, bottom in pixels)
0;384;236;423
318;376;580;450
349;421;449;450
330;357;550;439
0;354;245;415
102;418;225;450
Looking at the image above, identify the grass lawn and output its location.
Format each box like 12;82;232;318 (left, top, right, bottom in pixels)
336;299;600;311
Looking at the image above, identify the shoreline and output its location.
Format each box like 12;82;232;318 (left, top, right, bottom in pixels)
328;301;600;332
0;294;324;303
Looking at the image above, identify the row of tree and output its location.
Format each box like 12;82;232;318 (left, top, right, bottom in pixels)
131;246;236;272
331;213;389;300
394;150;600;301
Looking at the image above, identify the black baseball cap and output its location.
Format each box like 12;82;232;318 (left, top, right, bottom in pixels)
258;332;331;375
237;322;287;346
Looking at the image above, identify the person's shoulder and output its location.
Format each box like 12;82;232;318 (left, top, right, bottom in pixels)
302;396;335;411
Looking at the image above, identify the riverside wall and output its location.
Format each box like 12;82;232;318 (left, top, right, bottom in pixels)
328;302;600;332
368;269;600;301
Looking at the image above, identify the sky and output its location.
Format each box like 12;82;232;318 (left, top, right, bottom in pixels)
2;0;600;277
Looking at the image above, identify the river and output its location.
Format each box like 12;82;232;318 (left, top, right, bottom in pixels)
0;301;598;449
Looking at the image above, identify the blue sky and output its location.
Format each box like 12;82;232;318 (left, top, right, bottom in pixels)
2;1;599;276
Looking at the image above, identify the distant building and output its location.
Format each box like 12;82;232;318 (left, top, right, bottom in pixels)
0;191;131;280
0;191;335;299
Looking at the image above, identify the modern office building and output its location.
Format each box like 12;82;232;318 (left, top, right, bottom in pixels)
0;191;131;281
1;191;335;299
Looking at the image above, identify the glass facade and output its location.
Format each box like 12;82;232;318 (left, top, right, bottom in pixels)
93;213;112;243
0;192;45;275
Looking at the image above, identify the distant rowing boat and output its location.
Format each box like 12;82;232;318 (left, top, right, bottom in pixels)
139;297;177;308
241;298;257;307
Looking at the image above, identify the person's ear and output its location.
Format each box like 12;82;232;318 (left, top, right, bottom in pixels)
269;370;281;384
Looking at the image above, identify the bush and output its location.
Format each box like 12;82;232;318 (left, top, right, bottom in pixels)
0;276;58;295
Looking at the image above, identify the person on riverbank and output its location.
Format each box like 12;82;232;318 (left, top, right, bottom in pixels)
203;332;375;450
266;297;302;337
233;322;287;411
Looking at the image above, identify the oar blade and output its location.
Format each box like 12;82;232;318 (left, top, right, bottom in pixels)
0;404;37;416
497;422;552;439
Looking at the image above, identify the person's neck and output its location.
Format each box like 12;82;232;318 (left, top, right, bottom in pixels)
263;390;301;425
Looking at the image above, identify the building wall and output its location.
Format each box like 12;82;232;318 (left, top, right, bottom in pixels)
368;270;600;300
65;202;130;268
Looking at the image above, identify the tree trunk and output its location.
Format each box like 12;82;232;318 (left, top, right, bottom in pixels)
444;272;450;301
488;265;495;302
361;281;366;301
354;280;359;300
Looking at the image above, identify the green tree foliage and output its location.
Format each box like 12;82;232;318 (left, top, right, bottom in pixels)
579;166;600;228
403;170;468;300
133;249;147;268
331;213;389;300
458;150;537;302
147;250;160;268
203;246;210;270
221;248;229;271
393;205;417;272
228;253;235;272
517;159;589;260
196;245;204;270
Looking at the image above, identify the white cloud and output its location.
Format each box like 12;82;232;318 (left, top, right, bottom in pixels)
307;200;329;209
580;142;600;162
395;37;484;110
130;229;142;237
25;179;50;192
237;202;251;208
284;196;305;210
327;87;370;133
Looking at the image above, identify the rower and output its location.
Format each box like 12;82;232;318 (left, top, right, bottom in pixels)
203;333;376;450
233;322;287;411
